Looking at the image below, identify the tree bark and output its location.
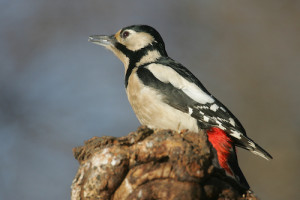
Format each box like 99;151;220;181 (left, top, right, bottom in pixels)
71;126;258;200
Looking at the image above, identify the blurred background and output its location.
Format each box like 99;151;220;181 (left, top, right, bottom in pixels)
0;0;299;199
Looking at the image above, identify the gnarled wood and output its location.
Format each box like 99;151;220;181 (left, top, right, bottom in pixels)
71;126;258;200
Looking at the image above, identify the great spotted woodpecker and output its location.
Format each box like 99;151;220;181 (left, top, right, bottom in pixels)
88;25;272;189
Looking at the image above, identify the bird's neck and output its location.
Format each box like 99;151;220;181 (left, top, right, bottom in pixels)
119;42;167;88
134;49;162;67
124;48;165;88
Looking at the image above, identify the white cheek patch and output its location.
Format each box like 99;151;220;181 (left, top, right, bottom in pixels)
125;32;155;51
147;64;215;104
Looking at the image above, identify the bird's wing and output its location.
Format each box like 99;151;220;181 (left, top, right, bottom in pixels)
136;58;245;134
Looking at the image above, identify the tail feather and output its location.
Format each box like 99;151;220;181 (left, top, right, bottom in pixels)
233;134;273;160
207;127;250;190
227;147;250;190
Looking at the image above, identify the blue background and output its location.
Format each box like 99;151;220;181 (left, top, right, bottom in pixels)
1;1;299;199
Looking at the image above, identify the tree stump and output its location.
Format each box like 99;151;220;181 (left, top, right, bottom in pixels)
71;126;258;200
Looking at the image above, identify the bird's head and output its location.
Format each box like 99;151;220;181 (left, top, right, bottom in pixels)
89;25;168;68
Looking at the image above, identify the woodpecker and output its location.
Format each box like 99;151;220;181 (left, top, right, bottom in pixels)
88;25;272;189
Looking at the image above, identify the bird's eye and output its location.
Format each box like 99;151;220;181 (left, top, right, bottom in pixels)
122;31;130;39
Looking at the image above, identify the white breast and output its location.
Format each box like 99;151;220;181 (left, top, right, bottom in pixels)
126;70;199;132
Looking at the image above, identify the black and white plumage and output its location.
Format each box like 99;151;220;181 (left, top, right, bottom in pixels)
89;25;272;189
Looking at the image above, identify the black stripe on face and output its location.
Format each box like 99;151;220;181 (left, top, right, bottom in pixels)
114;42;133;57
114;42;137;88
124;43;165;88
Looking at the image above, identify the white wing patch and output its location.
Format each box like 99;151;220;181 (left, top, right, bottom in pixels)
147;64;215;104
230;130;242;139
203;116;209;122
220;107;226;112
182;87;214;105
197;105;209;109
229;118;235;126
188;107;193;115
210;104;219;111
215;120;226;130
217;117;228;122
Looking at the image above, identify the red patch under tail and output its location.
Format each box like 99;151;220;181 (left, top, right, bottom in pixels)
207;127;233;175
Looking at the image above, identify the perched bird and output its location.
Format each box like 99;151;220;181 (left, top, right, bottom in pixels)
88;25;272;189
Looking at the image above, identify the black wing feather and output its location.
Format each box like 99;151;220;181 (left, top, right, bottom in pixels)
137;58;246;134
